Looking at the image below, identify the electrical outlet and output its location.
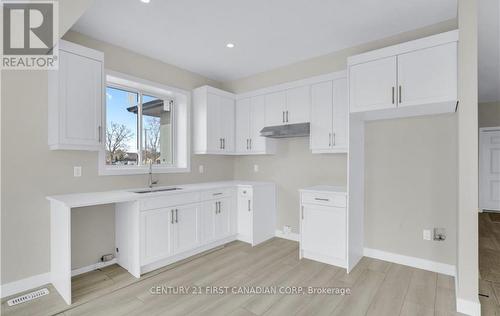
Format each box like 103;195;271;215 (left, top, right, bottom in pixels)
254;164;259;172
73;166;82;177
283;225;291;235
423;229;431;241
198;165;204;174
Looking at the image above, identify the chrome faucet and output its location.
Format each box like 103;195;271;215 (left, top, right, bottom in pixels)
148;161;158;189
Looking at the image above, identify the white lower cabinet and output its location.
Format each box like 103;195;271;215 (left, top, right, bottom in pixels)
299;186;347;268
140;208;172;265
171;204;200;254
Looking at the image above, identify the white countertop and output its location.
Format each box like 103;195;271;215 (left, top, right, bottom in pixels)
299;185;347;194
47;180;274;208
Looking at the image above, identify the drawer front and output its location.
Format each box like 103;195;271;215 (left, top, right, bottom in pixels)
201;188;234;201
301;192;346;208
140;192;201;211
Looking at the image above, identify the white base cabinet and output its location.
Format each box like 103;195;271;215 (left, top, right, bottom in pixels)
237;184;276;246
299;186;347;268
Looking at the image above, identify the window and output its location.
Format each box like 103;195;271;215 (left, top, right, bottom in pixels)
100;71;190;175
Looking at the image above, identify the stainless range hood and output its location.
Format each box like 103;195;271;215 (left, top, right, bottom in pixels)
260;123;310;138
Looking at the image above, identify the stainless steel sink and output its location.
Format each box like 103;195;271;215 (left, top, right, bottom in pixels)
133;187;183;194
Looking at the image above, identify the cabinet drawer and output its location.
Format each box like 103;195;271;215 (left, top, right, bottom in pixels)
301;192;346;208
201;188;234;201
140;192;201;211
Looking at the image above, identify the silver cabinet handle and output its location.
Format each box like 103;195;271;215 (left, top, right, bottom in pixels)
219;138;222;149
249;138;252;150
286;111;289;123
282;111;285;123
213;192;223;196
246;139;249;150
248;200;251;212
329;133;332;147
301;206;304;220
392;87;395;104
215;202;218;214
171;209;174;224
223;138;225;150
399;85;402;103
333;133;336;146
175;209;178;223
315;198;329;202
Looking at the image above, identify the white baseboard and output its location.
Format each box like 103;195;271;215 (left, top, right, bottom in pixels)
456;297;481;316
71;258;118;277
275;230;299;242
363;248;456;276
1;272;50;299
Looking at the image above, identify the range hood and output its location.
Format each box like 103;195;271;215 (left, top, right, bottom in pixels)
260;123;310;138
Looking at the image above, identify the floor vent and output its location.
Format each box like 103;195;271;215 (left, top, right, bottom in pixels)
7;288;49;306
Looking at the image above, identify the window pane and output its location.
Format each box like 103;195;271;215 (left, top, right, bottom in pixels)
141;95;173;165
105;87;139;165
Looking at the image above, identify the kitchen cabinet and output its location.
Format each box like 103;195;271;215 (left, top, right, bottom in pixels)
237;184;276;246
48;40;104;151
310;78;348;153
140;208;172;265
349;56;397;113
214;197;232;240
299;186;347;268
348;30;458;118
193;86;236;154
264;86;311;126
171;204;200;254
397;42;457;108
235;96;275;154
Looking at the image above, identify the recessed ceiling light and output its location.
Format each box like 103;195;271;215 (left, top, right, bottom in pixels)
141;0;150;3
226;43;235;48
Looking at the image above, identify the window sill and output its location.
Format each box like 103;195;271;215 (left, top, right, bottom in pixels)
98;165;190;176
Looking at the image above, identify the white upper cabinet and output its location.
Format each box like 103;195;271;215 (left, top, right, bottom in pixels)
349;56;397;113
235;95;275;155
286;85;311;124
48;40;104;151
265;91;287;126
193;86;236;154
348;30;458;119
397;42;457;108
310;78;348;153
264;87;310;126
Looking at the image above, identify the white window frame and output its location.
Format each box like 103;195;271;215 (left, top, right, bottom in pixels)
99;70;191;175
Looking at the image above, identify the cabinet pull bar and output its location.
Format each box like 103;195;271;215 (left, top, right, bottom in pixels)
175;209;178;223
301;206;304;220
249;138;252;150
314;198;330;202
171;209;174;224
282;111;285;123
329;133;332;147
399;85;402;103
286;111;289;123
246;139;249;150
248;200;251;212
213;192;223;196
333;133;336;146
223;138;225;150
392;87;395;104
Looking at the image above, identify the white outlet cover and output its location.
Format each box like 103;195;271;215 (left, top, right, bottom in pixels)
423;229;431;241
198;165;204;173
74;166;82;177
254;164;259;172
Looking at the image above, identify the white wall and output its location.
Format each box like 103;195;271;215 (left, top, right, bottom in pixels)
479;101;500;127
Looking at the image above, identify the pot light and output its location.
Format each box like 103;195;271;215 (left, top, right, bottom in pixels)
226;43;235;48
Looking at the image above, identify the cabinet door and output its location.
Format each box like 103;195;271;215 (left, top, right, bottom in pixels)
249;95;267;152
301;205;346;261
214;198;232;239
207;93;222;152
237;188;253;243
220;96;235;152
60;50;103;147
172;204;200;254
397;42;457;107
286;85;310;124
235;98;251;153
265;91;286;126
349;56;397;113
310;81;333;151
140;208;172;264
332;79;348;149
201;201;216;244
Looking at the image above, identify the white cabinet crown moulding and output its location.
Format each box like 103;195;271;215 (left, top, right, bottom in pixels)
348;30;459;121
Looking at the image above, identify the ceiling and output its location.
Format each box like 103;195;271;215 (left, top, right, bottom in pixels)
479;0;500;103
73;0;457;82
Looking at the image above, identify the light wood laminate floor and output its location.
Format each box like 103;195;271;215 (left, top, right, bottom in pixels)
2;238;465;316
479;212;500;315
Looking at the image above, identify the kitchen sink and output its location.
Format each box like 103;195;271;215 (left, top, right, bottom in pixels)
133;187;183;194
